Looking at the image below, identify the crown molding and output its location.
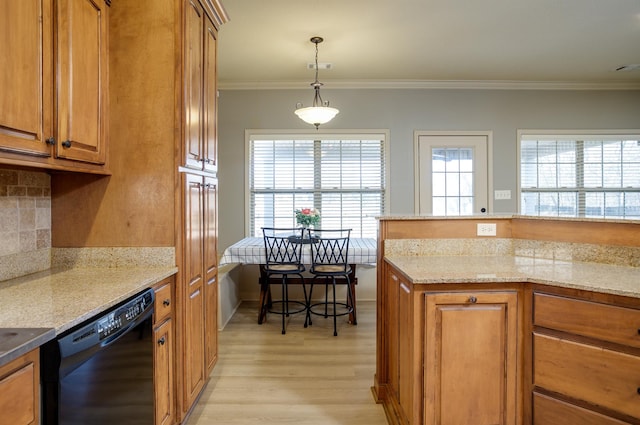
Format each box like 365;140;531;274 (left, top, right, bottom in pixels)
218;79;640;91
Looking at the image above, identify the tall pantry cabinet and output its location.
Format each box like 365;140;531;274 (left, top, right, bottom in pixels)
50;0;228;423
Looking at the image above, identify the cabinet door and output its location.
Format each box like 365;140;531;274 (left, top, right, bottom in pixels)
0;349;39;425
154;319;174;425
204;176;218;373
183;173;205;407
183;0;204;169
0;0;53;157
55;0;108;164
202;15;218;173
424;291;519;425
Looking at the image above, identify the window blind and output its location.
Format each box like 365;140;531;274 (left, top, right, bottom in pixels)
249;135;386;238
520;134;640;219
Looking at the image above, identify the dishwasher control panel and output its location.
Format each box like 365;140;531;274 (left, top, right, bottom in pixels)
97;290;153;340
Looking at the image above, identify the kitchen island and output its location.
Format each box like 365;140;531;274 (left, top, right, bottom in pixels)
374;216;640;425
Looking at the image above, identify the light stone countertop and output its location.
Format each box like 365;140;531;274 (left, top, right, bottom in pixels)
385;255;640;299
0;266;177;335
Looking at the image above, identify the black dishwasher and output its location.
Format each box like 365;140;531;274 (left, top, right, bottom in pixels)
41;288;155;425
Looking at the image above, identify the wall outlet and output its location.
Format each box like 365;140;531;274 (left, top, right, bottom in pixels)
477;223;497;236
494;190;511;200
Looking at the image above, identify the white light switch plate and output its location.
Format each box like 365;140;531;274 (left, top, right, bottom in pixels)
494;190;511;200
477;223;497;236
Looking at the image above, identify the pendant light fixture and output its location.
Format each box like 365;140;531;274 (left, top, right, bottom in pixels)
295;36;339;129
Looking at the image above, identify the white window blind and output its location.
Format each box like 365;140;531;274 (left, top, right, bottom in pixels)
519;133;640;219
249;134;386;238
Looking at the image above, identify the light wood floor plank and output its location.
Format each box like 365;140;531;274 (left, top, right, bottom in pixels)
187;301;388;425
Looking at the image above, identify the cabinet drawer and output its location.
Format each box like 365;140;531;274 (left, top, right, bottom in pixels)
0;350;38;425
533;393;631;425
533;333;640;419
534;293;640;349
154;280;173;325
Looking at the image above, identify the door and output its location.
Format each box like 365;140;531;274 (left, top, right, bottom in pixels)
424;291;519;425
55;0;108;164
203;176;218;373
415;132;490;215
0;0;53;157
184;0;204;169
203;16;218;173
183;173;205;407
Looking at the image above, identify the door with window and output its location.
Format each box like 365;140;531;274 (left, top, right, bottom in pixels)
415;133;490;215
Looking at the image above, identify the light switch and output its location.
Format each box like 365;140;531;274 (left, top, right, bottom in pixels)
494;190;511;200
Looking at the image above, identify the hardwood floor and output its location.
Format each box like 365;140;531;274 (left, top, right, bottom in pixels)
187;300;388;425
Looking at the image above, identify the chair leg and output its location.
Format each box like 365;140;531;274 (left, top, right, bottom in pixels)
301;275;309;328
306;279;315;327
281;275;286;334
324;279;329;318
347;277;357;325
332;277;338;336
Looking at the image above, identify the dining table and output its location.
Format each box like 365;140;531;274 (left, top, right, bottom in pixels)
219;236;377;324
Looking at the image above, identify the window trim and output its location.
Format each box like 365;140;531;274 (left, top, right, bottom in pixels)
517;129;640;218
244;129;391;237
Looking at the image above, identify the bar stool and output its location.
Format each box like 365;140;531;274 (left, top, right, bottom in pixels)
305;228;354;336
260;227;308;334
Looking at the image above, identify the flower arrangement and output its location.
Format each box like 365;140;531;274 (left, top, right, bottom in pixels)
295;208;320;227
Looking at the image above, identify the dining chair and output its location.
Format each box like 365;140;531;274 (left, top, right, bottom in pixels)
305;228;355;336
261;227;308;334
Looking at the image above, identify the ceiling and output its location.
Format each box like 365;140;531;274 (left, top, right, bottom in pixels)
216;0;640;90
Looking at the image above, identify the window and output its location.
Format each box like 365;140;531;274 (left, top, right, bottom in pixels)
519;131;640;219
248;132;388;238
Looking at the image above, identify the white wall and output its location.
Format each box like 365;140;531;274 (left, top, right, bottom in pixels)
217;88;640;300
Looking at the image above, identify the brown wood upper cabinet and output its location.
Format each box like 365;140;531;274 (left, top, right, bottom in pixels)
0;0;109;172
183;0;218;173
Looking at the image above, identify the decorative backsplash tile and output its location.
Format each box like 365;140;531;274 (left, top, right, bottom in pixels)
0;168;51;281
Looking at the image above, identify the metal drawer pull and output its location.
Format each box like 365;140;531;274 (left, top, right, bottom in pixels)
468;296;477;304
157;336;166;346
163;299;171;306
637;387;640;395
61;140;71;148
45;137;55;145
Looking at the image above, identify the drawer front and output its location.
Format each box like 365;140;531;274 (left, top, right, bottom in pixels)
534;293;640;349
0;351;38;425
533;393;631;425
154;280;173;325
534;333;640;419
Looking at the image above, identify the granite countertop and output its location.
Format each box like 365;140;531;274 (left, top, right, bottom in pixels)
0;265;177;367
385;255;640;299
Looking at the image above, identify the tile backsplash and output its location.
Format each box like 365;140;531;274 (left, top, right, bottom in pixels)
0;168;51;281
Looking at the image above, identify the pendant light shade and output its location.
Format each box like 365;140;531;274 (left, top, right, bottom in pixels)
295;37;339;129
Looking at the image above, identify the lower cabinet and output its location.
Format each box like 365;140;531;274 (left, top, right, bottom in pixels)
531;291;640;425
180;172;219;419
0;348;39;425
154;278;175;425
424;290;519;425
382;265;521;425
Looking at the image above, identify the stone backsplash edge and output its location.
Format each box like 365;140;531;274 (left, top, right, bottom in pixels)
384;238;640;268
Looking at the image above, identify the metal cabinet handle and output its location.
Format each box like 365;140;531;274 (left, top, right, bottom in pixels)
163;299;170;307
468;296;478;304
637;387;640;395
157;336;166;346
45;137;55;145
61;140;71;148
